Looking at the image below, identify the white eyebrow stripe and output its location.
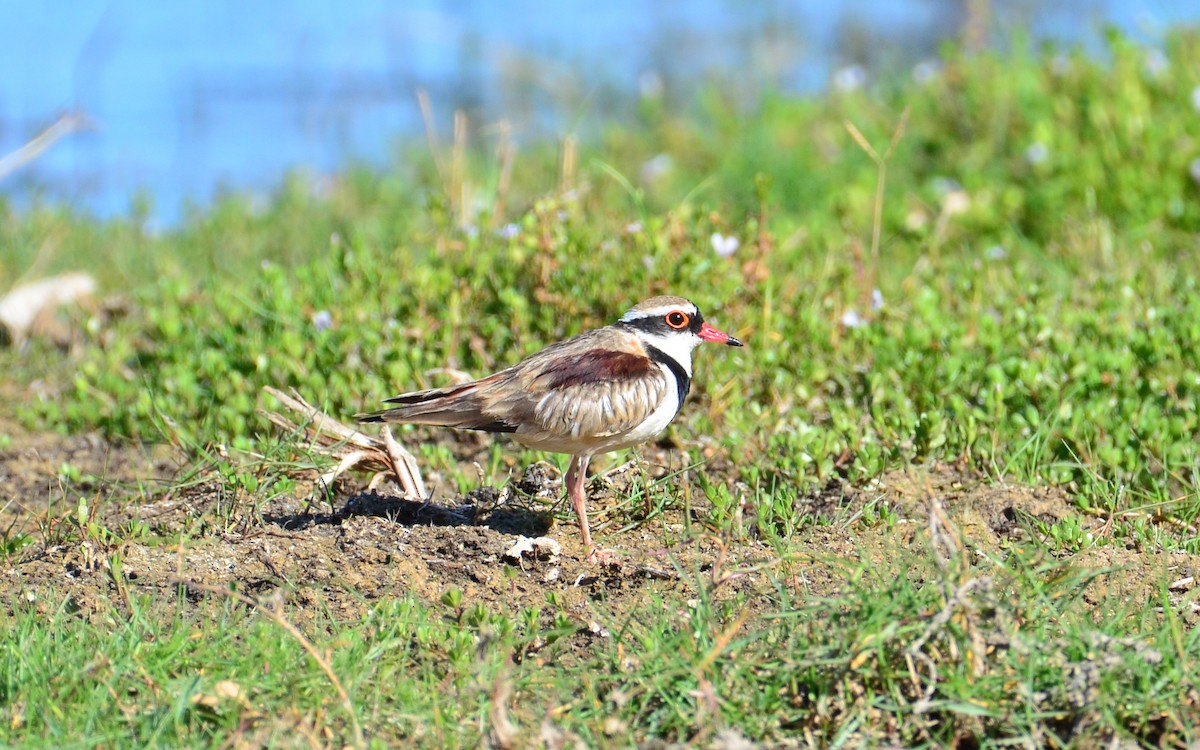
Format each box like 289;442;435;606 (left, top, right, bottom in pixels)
620;304;696;322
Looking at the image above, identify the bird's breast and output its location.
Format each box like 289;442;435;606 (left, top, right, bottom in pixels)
513;361;683;456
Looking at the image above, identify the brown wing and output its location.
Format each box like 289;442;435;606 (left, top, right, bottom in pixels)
357;327;669;439
496;348;670;439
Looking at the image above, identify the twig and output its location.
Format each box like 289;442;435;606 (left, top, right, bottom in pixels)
416;89;445;184
258;386;426;498
382;423;426;498
693;607;751;677
904;648;940;713
489;665;518;749
487;119;516;229
925;492;961;571
843;108;909;317
908;577;990;656
559;135;577;193
843;109;908;268
1079;504;1198;536
0;112;89;181
262;387;373;447
453;109;468;227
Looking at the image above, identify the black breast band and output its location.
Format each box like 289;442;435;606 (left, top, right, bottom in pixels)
643;344;691;417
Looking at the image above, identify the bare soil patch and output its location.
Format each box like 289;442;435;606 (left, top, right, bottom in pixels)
3;432;1196;634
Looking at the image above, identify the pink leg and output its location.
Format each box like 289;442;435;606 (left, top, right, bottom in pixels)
566;454;593;555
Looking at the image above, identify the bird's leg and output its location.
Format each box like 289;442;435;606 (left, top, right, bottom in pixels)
566;454;594;555
567;455;619;564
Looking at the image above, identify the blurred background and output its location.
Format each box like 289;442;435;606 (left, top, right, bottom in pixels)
1;0;1197;225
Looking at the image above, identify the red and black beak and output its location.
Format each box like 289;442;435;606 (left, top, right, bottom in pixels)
698;322;743;347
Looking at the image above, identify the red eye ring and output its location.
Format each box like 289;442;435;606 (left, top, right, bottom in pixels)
665;311;690;329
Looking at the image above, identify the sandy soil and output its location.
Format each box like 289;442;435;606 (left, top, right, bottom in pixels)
4;425;1196;639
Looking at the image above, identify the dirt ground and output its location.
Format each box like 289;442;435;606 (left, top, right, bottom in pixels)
2;425;1198;635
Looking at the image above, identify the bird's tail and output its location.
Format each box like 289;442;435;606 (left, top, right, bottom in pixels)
355;374;517;433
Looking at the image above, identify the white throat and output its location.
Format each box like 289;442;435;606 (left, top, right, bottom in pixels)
637;330;699;376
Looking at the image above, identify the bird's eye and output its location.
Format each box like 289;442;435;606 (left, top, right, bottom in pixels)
665;311;690;329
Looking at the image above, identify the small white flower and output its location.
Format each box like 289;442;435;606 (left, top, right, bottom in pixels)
498;223;520;239
942;189;971;216
985;245;1008;261
840;309;866;328
624;221;643;234
640;153;674;183
871;288;884;311
639;71;664;100
1144;49;1168;78
912;60;940;84
1025;142;1049;165
710;232;740;257
833;64;867;92
931;177;963;197
248;192;269;216
141;218;164;238
312;310;333;331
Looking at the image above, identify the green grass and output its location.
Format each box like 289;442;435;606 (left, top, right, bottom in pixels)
3;535;1196;747
7;32;1198;509
3;27;1200;747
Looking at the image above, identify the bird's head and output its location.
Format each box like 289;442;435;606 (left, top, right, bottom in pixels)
618;295;743;370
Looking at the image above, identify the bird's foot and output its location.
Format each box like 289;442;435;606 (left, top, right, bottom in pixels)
585;547;622;566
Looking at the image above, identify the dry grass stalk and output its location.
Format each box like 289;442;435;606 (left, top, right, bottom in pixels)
259;386;426;498
0;111;88;180
179;579;364;749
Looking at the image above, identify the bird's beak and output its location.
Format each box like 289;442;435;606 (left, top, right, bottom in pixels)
699;322;744;347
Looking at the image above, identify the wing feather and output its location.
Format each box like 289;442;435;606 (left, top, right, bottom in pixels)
356;370;520;431
499;348;670;439
357;329;673;443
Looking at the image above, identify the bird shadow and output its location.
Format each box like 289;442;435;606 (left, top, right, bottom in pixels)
264;486;555;538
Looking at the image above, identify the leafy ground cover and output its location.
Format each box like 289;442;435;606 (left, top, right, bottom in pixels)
2;30;1200;747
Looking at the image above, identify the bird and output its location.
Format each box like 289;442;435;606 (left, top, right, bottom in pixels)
357;295;743;561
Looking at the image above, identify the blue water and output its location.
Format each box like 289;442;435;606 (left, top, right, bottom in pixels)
1;1;1196;225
